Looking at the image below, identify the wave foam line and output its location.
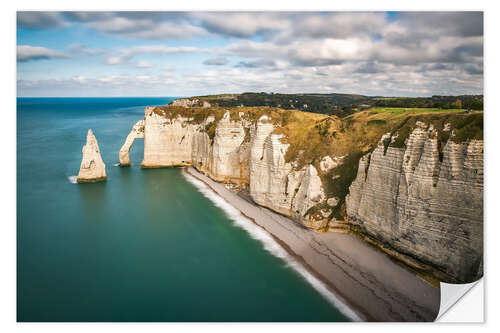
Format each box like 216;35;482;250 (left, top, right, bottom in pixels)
183;170;361;321
68;176;77;184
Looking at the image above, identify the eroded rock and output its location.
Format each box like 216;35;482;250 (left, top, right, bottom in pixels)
119;120;144;166
77;129;106;183
346;126;483;283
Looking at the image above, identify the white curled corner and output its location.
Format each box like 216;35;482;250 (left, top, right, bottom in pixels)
436;278;484;322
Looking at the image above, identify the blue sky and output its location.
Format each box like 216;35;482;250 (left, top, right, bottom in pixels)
17;12;483;97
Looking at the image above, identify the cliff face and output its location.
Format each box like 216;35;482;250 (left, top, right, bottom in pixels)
346;122;483;283
142;107;198;167
248;116;329;229
130;108;332;229
123;103;483;283
77;129;106;183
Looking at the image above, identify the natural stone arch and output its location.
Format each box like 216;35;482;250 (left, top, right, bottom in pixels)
119;120;145;166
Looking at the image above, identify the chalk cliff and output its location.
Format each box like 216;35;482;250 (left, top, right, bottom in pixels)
77;129;106;183
346;122;483;283
142;107;199;167
121;101;483;283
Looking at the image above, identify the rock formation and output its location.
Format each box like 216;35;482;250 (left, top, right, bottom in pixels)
142;107;198;167
77;129;106;183
119;101;483;283
346;122;483;283
119;120;144;166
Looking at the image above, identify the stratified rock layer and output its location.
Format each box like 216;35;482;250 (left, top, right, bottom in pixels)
77;129;107;183
346;123;483;283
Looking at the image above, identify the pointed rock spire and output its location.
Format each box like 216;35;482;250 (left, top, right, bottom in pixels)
77;129;107;183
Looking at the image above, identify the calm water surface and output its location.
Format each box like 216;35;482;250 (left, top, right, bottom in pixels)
17;97;350;322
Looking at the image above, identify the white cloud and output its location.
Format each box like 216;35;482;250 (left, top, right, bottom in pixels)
105;56;125;65
17;45;70;62
136;61;152;68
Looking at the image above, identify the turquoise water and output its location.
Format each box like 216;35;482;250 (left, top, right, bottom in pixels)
17;97;350;322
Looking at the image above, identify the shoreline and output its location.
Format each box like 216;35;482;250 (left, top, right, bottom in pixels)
185;167;440;322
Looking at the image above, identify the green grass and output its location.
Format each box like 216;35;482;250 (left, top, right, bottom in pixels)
370;107;467;115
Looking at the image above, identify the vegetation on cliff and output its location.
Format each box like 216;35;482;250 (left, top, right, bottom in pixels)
189;93;483;117
272;107;483;222
153;102;483;224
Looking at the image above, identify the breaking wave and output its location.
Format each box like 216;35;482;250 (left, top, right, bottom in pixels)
183;170;361;321
68;176;77;184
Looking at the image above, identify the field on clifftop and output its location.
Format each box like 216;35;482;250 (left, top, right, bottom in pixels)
157;102;483;224
271;106;483;221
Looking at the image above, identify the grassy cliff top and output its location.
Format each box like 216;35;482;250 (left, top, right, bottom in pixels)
271;107;483;221
150;104;482;222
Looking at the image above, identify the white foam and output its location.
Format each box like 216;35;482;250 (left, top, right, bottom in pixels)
68;176;78;184
114;163;120;167
183;171;361;321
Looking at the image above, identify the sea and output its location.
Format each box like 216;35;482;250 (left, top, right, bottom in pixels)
17;97;352;322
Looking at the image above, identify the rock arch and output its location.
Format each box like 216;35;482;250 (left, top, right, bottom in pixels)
119;120;145;166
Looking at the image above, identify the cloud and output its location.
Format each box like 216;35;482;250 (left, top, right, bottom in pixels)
17;45;69;62
16;12;483;97
105;45;209;64
17;12;65;29
462;64;483;75
17;60;483;98
136;61;153;68
203;57;229;66
194;12;289;38
61;12;207;40
235;59;276;68
67;43;107;56
105;56;125;65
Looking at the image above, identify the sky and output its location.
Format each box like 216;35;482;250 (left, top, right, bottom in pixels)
16;11;483;97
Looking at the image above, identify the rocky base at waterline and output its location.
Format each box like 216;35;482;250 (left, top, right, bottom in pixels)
77;129;107;183
185;167;440;322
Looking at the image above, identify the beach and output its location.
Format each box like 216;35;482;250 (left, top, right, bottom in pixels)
185;167;440;322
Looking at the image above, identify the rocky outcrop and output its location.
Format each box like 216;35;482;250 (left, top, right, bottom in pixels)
142;107;198;167
77;129;106;183
346;122;483;283
119;120;144;166
248;116;329;229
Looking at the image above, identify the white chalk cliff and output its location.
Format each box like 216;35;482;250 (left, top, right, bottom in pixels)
77;129;106;183
346;122;483;283
119;103;483;283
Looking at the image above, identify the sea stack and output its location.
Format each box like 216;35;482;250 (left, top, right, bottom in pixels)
77;129;107;183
